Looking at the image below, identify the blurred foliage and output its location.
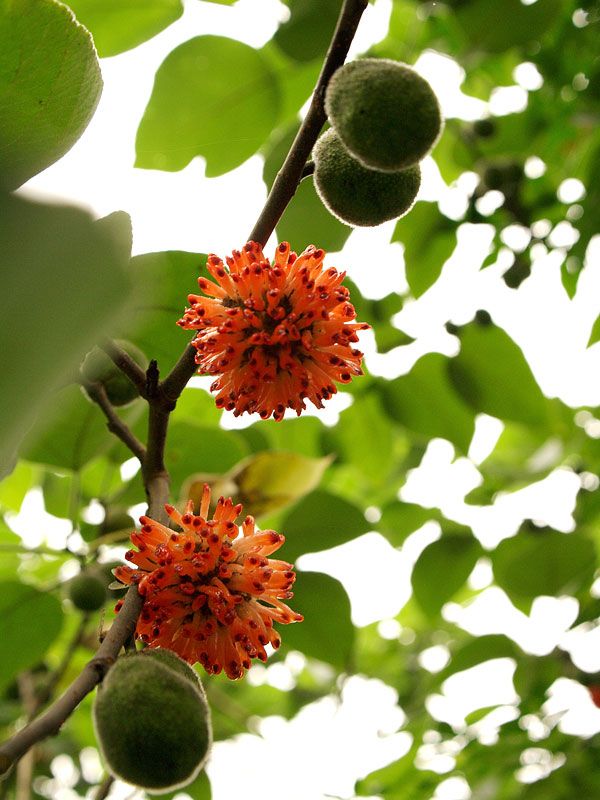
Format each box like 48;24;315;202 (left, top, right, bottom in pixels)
2;0;600;798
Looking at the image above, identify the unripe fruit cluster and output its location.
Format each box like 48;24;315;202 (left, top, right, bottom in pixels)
93;649;212;794
81;339;148;407
313;58;442;227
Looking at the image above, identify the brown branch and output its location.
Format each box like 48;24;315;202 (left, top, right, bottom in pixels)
93;774;114;800
0;586;143;776
249;0;368;247
83;382;147;463
100;340;148;398
159;343;197;407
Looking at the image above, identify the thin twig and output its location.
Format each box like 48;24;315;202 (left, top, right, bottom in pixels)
100;340;148;398
93;774;115;800
249;0;368;247
0;586;143;775
83;382;147;463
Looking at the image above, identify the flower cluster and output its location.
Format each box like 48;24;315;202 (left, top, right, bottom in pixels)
178;241;368;421
114;485;302;680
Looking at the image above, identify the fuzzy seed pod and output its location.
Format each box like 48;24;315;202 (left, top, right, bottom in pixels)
325;58;442;171
313;128;421;227
68;572;107;612
81;340;148;407
93;653;212;793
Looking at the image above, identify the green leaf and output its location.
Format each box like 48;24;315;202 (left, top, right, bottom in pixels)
166;422;248;495
411;534;483;617
0;462;38;512
263;122;351;251
0;582;63;693
274;0;341;63
381;354;475;453
343;279;412;354
283;570;354;669
333;393;397;484
0;194;131;474
441;635;517;680
136;36;280;176
230;451;332;518
260;417;326;457
0;0;102;189
392;202;456;297
492;528;596;605
279;489;369;561
65;0;183;57
454;0;562;53
22;386;137;472
42;471;73;519
377;501;433;546
124;251;207;372
449;321;550;428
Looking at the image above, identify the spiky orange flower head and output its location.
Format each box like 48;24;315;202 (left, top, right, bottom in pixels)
114;484;302;680
177;241;369;421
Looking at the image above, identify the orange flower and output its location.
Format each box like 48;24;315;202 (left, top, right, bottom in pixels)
114;484;302;680
178;241;368;421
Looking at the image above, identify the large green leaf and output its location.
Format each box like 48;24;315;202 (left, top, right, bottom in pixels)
124;251;207;372
166;421;248;494
279;489;369;561
411;534;483;617
454;0;562;53
492;528;596;605
0;582;63;693
392;202;456;297
136;36;280;176
65;0;183;57
283;570;354;670
0;195;131;475
448;321;550;428
0;0;102;189
440;634;518;680
381;354;475;453
263;122;351;252
377;500;434;546
22;385;137;472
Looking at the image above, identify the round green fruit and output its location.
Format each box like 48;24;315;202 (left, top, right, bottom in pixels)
313;128;421;227
68;572;107;612
93;653;211;794
325;58;442;172
141;648;203;692
81;340;147;407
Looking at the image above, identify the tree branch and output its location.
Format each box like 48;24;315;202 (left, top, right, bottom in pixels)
100;340;148;398
248;0;368;247
0;586;143;776
83;382;147;463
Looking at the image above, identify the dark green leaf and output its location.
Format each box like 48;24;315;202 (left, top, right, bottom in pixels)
381;354;475;453
412;534;483;617
279;489;369;561
492;528;596;604
136;36;280;176
449;321;550;428
65;0;183;57
455;0;562;53
0;0;102;189
441;635;517;680
377;501;433;546
0;195;131;474
283;570;354;669
274;0;341;63
22;386;140;472
0;582;63;692
392;202;456;297
124;251;207;372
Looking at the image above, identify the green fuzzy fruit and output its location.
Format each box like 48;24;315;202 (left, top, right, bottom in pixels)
141;648;202;691
313;128;421;227
93;654;211;794
325;58;442;172
81;339;147;407
68;572;107;612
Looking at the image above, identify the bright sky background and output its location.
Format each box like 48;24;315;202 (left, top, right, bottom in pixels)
13;0;600;798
